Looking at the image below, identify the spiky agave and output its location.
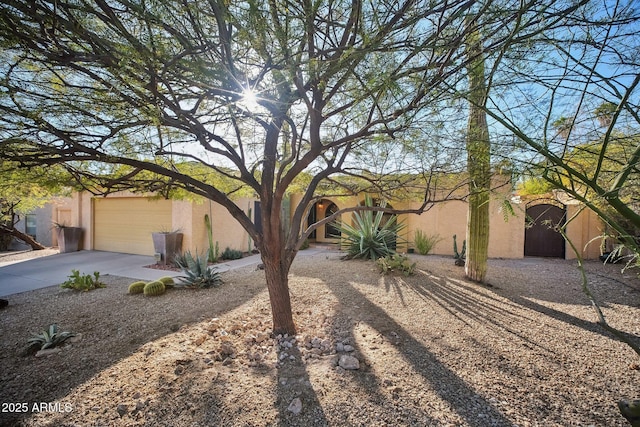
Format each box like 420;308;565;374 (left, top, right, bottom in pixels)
175;250;222;288
336;196;406;260
27;324;75;351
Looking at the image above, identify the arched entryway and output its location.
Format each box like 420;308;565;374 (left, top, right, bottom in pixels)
524;202;566;258
307;199;341;243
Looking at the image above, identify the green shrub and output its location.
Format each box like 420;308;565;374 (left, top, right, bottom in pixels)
128;281;146;294
60;270;105;291
414;230;441;255
221;247;243;260
175;250;223;288
376;254;416;276
27;324;75;351
336;196;405;260
143;280;166;296
300;239;310;250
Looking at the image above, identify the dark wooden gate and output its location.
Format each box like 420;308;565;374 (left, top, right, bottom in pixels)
254;201;262;234
524;203;566;258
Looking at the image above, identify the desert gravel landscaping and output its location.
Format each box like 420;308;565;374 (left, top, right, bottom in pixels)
0;249;639;426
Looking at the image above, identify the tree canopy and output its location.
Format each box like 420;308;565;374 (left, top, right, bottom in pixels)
1;0;638;333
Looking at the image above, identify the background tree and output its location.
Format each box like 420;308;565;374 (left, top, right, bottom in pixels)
0;161;69;250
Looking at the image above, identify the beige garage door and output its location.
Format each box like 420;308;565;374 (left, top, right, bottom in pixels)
94;198;172;255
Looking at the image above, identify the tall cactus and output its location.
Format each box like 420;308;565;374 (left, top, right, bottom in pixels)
464;16;491;283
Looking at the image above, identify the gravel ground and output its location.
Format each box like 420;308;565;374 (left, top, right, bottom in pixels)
0;250;639;426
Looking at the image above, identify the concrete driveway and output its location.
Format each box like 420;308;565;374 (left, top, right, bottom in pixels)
0;250;262;297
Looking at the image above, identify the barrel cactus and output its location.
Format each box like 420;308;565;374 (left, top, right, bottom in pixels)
157;276;175;288
143;280;166;296
128;281;146;294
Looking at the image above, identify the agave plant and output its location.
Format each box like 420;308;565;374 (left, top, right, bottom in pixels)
175;250;223;288
336;196;406;260
27;324;75;351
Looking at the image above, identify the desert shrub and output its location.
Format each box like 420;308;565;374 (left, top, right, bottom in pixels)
337;196;405;260
175;250;223;288
60;270;105;291
221;247;243;260
27;324;74;351
376;254;416;276
300;239;310;250
414;230;440;255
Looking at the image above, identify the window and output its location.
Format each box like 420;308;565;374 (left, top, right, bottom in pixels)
25;214;37;238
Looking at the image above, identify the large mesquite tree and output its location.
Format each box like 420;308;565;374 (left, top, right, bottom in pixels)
0;0;601;334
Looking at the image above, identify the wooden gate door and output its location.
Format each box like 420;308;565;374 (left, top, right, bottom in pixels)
524;203;566;258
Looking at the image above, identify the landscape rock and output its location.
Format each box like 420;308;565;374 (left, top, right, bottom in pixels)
35;347;62;357
338;355;360;370
116;404;128;418
287;398;302;415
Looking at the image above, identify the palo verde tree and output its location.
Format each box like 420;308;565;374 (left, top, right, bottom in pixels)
0;0;597;334
477;0;640;252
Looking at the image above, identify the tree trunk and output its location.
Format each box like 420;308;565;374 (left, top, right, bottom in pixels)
464;18;491;283
262;254;296;336
0;225;46;250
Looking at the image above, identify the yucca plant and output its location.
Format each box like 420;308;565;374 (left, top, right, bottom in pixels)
27;324;75;351
175;250;223;288
336;196;406;260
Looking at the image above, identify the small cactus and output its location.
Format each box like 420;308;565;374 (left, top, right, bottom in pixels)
157;276;175;288
143;280;166;296
128;281;146;294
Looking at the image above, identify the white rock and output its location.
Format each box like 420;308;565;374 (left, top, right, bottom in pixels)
35;347;62;357
343;344;355;352
336;342;345;352
287;397;302;415
338;355;360;370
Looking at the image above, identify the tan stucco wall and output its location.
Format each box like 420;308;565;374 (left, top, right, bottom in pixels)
291;189;526;259
565;205;604;260
60;188;604;260
188;198;255;255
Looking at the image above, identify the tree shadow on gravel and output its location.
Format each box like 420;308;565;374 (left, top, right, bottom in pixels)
406;266;639;360
275;345;329;426
0;272;263;427
325;280;514;427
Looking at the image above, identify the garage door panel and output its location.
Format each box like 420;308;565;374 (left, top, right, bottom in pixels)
94;198;172;255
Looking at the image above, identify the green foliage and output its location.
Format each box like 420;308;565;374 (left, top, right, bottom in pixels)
376;254;416;276
128;281;146;294
60;270;105;291
157;276;175;288
453;235;466;266
517;176;553;196
413;230;440;255
337;196;405;260
221;247;243;260
27;324;75;351
175;250;223;288
300;239;310;250
143;280;166;296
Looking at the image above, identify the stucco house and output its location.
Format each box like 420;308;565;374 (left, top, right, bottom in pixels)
26;174;604;261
